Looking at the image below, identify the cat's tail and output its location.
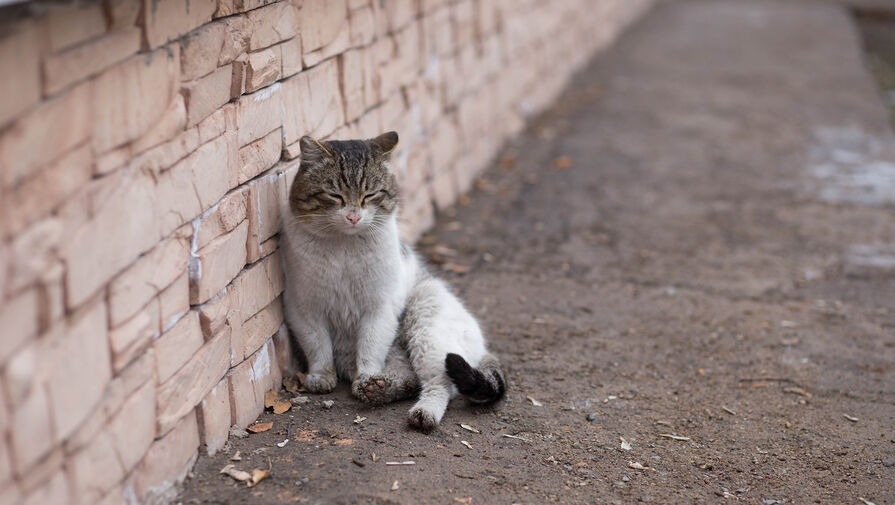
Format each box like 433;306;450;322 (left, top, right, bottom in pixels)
445;353;506;404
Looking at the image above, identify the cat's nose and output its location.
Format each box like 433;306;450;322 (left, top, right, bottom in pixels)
346;211;361;225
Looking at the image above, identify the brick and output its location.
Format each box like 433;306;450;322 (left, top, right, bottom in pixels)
300;0;347;53
64;350;154;454
155;311;204;383
69;430;125;504
109;299;159;373
46;2;106;51
195;189;247;249
43;300;111;441
180;22;225;81
231;56;246;98
340;48;367;122
134;410;199;503
132;94;187;155
92;45;180;153
9;383;54;474
197;107;228;144
236;83;282;146
227;344;271;427
247;2;299;51
156;134;231;237
183;64;234;127
0;20;41;128
156;328;230;435
0;288;38;364
239;128;281;184
6;217;61;295
232;251;284;322
95;145;131;175
160;272;190;331
21;469;68;505
108;226;190;327
245;47;281;92
198;287;235;346
302;15;351;68
279;36;303;79
107;379;156;472
44;27;141;96
142;0;217;48
105;0;141;30
422;6;452;59
129;125;200;177
0;81;90;190
2;143;92;240
282;59;345;145
191;220;249;305
349;5;376;47
246;174;284;262
197;378;230;456
241;297;283;359
63;166;157;308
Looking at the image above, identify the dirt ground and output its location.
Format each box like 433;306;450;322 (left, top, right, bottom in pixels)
178;1;895;504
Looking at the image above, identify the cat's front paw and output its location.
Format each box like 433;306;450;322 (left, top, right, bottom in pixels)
407;407;439;433
305;372;337;394
352;375;391;405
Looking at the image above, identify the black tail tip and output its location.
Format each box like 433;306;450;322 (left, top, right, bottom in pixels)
445;353;476;389
444;353;505;404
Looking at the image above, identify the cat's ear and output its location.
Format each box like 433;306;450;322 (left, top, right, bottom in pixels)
299;135;333;165
369;131;399;155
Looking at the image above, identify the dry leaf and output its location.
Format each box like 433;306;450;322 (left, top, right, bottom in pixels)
220;464;251;482
282;375;301;394
459;423;480;434
273;400;291;414
264;391;278;409
371;452;379;462
460;440;472;449
526;396;543;407
553;156;573;169
247;421;273;433
246;468;270;488
783;387;812;398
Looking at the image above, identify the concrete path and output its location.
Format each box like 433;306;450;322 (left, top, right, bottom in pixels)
179;1;895;504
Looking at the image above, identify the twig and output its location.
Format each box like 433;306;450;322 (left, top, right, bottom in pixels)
738;376;791;382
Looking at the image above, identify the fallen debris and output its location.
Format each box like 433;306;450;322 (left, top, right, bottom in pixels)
371;453;379;462
739;376;790;382
553;156;573;169
385;461;416;466
229;426;249;439
220;464;251;483
454;497;473;505
247;468;270;488
628;461;655;471
527;396;544;407
352;459;365;467
247;421;273;433
586;413;596;422
353;415;367;424
391;480;400;491
722;406;736;416
277;439;289;448
502;434;531;442
230;451;242;461
657;433;690;441
843;414;859;423
783;387;812;398
460;440;473;450
290;395;310;405
858;498;877;505
322;400;335;409
620;437;632;451
459;423;481;434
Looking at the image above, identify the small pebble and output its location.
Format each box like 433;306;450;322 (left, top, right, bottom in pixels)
291;395;310;405
586;413;597;422
322;400;335;409
229;426;249;439
882;457;895;467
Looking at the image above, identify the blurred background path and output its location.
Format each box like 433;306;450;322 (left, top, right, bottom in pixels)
179;1;895;503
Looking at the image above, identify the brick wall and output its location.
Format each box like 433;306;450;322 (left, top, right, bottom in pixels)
0;0;652;503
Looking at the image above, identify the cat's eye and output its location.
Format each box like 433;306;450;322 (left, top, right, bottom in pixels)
327;193;346;205
361;191;384;207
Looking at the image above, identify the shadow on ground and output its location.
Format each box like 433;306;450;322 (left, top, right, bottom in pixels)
178;1;895;503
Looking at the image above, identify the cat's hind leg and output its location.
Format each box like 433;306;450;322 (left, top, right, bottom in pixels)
353;343;419;405
408;375;452;432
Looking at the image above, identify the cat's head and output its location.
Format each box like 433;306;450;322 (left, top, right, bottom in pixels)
289;131;400;236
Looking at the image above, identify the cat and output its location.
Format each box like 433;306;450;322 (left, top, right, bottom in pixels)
279;131;506;431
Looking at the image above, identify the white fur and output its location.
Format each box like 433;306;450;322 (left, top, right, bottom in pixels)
280;202;489;427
